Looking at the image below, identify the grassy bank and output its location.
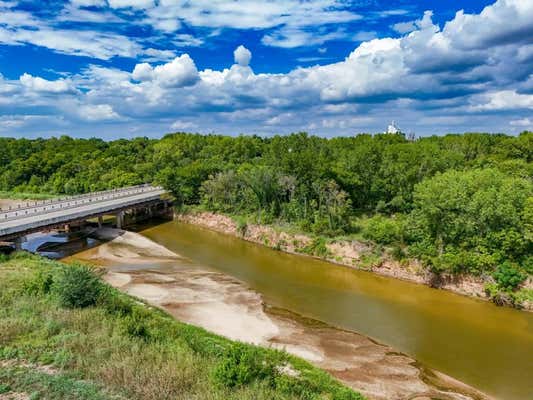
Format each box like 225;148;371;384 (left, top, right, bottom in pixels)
0;252;364;400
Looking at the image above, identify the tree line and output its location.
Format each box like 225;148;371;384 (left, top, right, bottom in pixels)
0;132;531;286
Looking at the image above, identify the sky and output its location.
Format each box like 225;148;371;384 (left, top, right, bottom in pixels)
0;0;532;139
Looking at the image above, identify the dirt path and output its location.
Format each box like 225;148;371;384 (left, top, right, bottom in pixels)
69;228;492;400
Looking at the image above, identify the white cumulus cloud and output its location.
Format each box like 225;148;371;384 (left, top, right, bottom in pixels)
19;73;74;93
234;45;252;66
132;54;199;87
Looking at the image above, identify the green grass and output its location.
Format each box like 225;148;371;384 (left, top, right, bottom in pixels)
0;191;57;201
0;252;364;400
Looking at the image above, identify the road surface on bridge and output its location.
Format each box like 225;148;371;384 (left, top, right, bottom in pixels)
0;185;167;239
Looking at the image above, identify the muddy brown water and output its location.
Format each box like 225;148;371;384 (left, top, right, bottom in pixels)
133;221;532;400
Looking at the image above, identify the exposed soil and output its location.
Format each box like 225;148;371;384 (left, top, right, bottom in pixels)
71;228;493;400
178;212;532;310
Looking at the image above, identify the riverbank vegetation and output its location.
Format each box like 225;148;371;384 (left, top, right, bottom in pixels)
0;252;363;400
0;132;531;304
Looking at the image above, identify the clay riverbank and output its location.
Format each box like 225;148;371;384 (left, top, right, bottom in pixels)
177;211;532;311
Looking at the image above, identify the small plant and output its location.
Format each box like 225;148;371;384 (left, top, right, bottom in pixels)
52;264;105;309
235;217;248;237
358;253;382;270
213;343;279;388
302;237;331;258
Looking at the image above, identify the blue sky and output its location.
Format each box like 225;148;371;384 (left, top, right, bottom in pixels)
0;0;532;138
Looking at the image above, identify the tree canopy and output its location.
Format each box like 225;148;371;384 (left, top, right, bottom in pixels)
1;131;531;278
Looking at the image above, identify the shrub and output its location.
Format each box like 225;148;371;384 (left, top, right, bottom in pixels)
213;343;279;388
302;237;331;258
363;215;403;245
235;217;248;237
493;262;527;291
120;309;152;341
52;264;105;309
23;269;54;295
103;291;133;316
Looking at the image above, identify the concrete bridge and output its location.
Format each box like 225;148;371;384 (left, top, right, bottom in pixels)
0;184;170;243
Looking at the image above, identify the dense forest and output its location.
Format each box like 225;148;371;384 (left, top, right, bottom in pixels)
1;132;531;296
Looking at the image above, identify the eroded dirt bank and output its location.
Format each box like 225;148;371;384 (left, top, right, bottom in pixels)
70;228;492;400
178;211;532;310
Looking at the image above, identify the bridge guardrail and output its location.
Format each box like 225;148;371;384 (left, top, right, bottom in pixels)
0;184;153;213
0;184;163;222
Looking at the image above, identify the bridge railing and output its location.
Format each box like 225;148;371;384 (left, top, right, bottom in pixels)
0;184;164;222
0;184;154;213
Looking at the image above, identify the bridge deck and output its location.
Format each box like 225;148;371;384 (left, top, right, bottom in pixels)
0;185;167;239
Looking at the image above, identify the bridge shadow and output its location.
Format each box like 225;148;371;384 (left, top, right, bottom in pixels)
16;216;172;259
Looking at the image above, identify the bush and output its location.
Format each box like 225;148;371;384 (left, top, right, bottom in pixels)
120;308;152;341
213;343;279;388
493;262;527;291
103;291;133;316
302;237;331;258
24;269;54;295
53;264;105;309
363;215;403;245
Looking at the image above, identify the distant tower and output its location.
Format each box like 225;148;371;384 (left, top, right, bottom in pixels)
387;120;400;134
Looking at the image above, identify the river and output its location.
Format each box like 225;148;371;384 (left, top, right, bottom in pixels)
143;221;533;400
65;220;532;400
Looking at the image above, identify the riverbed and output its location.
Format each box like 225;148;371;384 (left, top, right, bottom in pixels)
69;221;532;400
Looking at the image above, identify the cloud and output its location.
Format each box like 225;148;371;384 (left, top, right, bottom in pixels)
141;48;177;62
261;26;348;48
392;11;433;34
472;91;533;111
1;0;533;138
173;34;204;47
0;4;142;60
78;104;120;121
108;0;154;9
234;45;252;66
509;118;532;127
19;73;74;93
170;120;197;130
132;54;199;87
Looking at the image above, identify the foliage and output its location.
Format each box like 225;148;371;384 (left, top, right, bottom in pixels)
213;343;279;388
23;269;54;295
1;131;532;278
302;237;331;258
363;215;404;245
406;168;532;275
0;253;365;400
52;264;105;309
493;262;527;291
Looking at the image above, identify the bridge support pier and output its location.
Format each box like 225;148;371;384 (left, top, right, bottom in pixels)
14;236;25;251
116;211;124;230
98;216;103;229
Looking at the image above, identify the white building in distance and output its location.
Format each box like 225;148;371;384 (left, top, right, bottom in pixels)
387;121;401;134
